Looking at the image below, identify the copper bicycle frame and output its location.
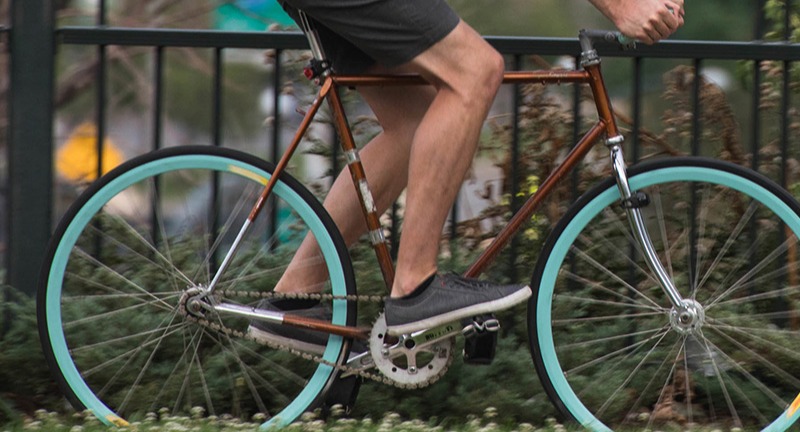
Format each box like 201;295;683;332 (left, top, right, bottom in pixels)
242;62;621;340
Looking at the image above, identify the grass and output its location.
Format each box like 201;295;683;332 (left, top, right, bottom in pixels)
0;407;756;432
1;407;579;432
0;407;753;432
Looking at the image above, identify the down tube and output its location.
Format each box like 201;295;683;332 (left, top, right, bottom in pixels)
465;121;607;278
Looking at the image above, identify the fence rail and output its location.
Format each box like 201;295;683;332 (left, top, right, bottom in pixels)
58;27;800;60
3;1;800;296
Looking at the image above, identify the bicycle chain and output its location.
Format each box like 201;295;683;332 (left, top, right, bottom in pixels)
180;289;453;389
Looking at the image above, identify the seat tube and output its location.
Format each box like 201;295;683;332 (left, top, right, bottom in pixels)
326;84;396;291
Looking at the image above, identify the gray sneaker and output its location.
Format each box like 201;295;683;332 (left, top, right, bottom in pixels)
248;299;367;357
384;274;532;335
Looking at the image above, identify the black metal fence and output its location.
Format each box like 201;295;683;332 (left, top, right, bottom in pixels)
4;0;800;295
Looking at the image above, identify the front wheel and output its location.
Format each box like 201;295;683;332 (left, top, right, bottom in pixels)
530;157;800;431
38;146;356;428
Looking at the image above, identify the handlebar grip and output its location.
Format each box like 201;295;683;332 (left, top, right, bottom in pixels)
615;33;637;50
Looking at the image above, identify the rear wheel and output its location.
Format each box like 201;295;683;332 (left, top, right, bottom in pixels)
38;146;356;428
531;158;800;431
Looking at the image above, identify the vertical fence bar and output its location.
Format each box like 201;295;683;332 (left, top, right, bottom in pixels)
756;0;767;42
780;0;797;329
781;61;790;186
753;0;766;170
628;56;644;296
781;0;792;188
269;49;283;243
8;0;55;294
688;59;703;289
95;0;107;181
631;57;642;163
153;46;164;152
508;54;522;282
1;25;6;285
749;0;767;297
567;54;582;293
691;59;702;157
271;51;282;164
210;48;223;268
212;48;223;148
150;46;164;247
752;60;762;170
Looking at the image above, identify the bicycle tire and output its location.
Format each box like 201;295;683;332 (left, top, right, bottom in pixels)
37;146;356;428
530;157;800;431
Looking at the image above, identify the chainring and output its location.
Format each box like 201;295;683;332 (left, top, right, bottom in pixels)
368;313;455;388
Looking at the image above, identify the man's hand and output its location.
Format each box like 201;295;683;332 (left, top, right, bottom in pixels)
588;0;685;44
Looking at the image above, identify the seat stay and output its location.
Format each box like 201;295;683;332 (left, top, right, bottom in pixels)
205;78;333;295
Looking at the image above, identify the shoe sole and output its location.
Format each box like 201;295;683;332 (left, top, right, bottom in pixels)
386;285;533;336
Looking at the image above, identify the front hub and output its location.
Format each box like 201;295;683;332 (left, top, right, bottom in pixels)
669;299;705;335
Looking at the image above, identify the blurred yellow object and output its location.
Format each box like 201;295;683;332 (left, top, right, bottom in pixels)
57;122;123;182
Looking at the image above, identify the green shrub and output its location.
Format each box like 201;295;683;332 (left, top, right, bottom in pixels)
0;286;61;424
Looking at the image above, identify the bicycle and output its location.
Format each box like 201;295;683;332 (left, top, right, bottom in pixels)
38;15;800;431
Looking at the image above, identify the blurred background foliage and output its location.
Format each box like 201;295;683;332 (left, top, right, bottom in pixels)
3;0;798;428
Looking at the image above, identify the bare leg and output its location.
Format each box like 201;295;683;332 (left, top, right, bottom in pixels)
275;21;504;299
273;80;436;294
388;21;504;297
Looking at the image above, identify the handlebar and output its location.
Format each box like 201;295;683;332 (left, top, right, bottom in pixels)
578;29;637;52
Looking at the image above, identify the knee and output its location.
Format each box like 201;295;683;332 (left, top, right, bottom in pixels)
482;49;506;94
460;48;504;106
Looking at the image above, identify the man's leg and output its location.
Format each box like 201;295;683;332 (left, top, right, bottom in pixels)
273;79;437;294
388;21;505;297
278;20;508;297
258;2;529;342
375;21;532;335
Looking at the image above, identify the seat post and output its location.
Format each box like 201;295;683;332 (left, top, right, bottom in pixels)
298;10;327;62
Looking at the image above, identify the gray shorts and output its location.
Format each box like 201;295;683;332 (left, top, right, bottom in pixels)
278;0;460;74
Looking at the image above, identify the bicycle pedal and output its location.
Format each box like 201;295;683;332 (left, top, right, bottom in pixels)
461;314;500;338
461;314;499;366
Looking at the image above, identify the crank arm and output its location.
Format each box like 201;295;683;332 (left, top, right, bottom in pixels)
380;320;461;361
341;351;376;378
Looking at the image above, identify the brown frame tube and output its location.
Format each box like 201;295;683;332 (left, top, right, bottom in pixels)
234;65;619;336
465;121;607;277
326;81;396;290
247;78;333;222
332;69;591;87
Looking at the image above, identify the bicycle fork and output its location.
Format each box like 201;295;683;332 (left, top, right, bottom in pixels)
580;32;702;329
607;136;704;331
